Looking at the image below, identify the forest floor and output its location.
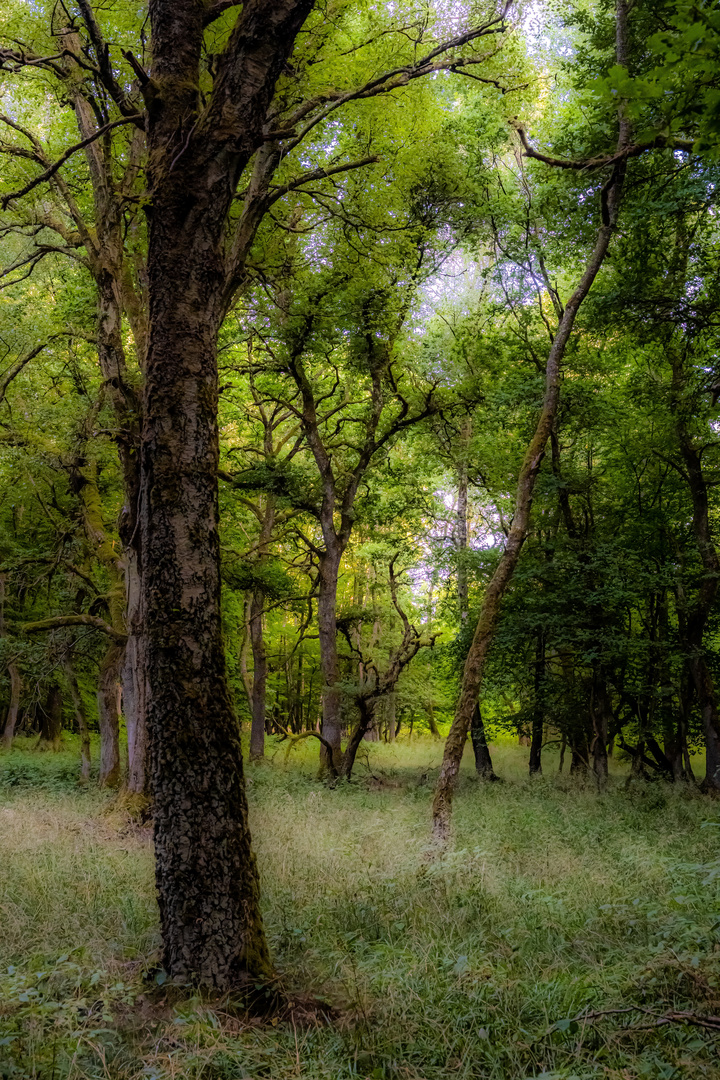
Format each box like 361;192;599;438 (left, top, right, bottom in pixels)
0;737;719;1080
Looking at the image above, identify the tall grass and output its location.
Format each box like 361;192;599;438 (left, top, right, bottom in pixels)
1;737;718;1078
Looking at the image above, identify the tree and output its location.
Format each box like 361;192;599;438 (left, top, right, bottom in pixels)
432;0;632;841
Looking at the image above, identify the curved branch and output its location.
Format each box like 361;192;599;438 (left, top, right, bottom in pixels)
511;121;694;172
203;0;242;26
1;116;142;209
21;614;127;643
0;340;54;405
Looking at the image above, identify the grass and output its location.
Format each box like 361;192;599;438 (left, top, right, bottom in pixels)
0;735;719;1079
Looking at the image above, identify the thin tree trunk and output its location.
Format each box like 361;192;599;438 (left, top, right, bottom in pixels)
528;631;545;775
470;704;498;780
570;737;588;777
98;644;122;787
456;435;470;623
386;691;396;742
457;434;497;779
2;664;21;752
341;701;376;779
0;575;20;752
64;656;91;782
317;548;343;773
249;589;267;761
432;214;625;836
431;0;629;837
591;665;610;789
673;432;720;790
37;683;63;751
626;736;647;784
63;48;144;794
122;550;148;795
427;702;440;738
664;667;694;783
692;656;720;790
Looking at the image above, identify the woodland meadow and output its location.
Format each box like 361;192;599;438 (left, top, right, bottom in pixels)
1;0;720;1077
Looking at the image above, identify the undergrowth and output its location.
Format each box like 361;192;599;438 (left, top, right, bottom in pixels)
0;737;718;1079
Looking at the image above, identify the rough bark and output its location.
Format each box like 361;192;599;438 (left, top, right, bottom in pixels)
431;2;629;841
138;0;317;988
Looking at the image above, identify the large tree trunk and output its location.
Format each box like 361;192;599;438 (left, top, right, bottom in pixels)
64;657;92;782
140;260;271;983
138;0;325;989
98;644;122;788
317;548;343;774
249;589;267;761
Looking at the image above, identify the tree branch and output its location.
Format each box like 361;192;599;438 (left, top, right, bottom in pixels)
1;116;142;209
511;121;694;172
0;340;54;405
20;614;127;644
